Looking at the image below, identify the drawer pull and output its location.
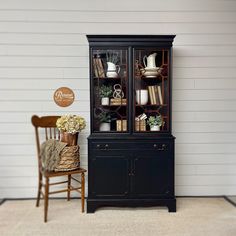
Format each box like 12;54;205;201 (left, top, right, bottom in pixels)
153;144;157;148
105;144;109;148
158;144;167;151
96;144;100;148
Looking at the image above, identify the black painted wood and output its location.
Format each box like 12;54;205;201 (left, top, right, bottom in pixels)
87;35;176;213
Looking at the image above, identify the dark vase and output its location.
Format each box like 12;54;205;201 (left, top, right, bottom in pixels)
60;132;78;146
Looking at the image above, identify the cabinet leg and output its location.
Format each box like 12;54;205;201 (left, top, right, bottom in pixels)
168;202;176;212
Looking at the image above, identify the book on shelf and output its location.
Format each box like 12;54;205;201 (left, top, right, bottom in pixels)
157;85;163;105
147;85;163;105
93;55;105;78
154;85;160;105
93;57;99;77
147;86;154;105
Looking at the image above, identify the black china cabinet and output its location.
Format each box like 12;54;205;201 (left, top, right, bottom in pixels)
87;35;176;213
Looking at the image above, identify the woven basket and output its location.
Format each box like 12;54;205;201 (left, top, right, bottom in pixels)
54;145;80;171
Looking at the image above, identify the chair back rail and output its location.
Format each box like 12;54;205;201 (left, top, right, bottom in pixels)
31;115;61;165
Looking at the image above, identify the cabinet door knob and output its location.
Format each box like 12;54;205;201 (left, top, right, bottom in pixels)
96;144;100;148
105;144;109;148
153;144;157;148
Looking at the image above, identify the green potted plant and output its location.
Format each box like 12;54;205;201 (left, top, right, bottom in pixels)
98;111;112;131
147;115;164;131
99;85;113;106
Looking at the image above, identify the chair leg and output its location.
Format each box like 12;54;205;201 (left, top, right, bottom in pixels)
81;172;85;213
67;174;71;201
36;174;42;207
44;177;49;223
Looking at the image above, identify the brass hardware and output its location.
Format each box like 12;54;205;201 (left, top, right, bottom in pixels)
158;144;167;151
96;144;100;148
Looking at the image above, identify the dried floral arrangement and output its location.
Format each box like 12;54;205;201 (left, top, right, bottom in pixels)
56;114;86;134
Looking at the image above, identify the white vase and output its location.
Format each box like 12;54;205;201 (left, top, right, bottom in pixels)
99;122;111;131
101;97;109;105
106;62;120;78
150;125;160;131
136;89;148;105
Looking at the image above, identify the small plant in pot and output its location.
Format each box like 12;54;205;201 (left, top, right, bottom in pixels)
147;115;164;131
97;111;112;131
99;85;113;106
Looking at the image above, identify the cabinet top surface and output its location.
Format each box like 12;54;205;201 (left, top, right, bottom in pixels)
87;35;176;43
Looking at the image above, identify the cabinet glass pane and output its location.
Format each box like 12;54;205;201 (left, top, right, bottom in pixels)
133;48;170;133
92;48;128;133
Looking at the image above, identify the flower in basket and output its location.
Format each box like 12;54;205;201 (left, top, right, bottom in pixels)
56;115;86;146
56;114;86;134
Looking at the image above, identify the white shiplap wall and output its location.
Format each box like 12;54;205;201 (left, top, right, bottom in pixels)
1;0;236;198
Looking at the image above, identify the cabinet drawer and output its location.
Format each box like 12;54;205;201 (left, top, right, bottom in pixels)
90;141;170;151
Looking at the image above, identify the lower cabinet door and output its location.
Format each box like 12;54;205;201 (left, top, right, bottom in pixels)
131;151;171;197
89;151;130;198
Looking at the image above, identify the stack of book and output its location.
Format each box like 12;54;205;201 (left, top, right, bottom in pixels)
93;55;105;78
147;85;163;105
110;98;127;106
116;120;127;131
135;113;147;131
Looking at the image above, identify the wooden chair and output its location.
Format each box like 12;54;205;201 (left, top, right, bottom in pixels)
31;115;87;222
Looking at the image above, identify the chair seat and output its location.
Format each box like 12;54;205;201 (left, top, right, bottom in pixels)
42;167;87;177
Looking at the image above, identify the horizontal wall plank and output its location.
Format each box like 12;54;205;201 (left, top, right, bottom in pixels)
1;34;236;46
195;79;236;89
173;122;236;133
0;155;88;167
176;186;236;196
0;112;90;124
174;57;236;67
173;67;236;79
175;133;236;144
1;22;236;35
1;11;236;23
0;144;88;156
176;154;236;165
0;56;88;67
2;132;236;145
176;144;236;154
0;45;88;56
176;164;236;176
0;79;89;89
2;56;236;68
0;134;88;145
0;101;90;112
0;67;88;79
1;45;236;58
0;90;90;101
173;101;236;112
176;175;236;186
173;111;236;122
0;0;235;12
173;90;236;101
0;123;90;134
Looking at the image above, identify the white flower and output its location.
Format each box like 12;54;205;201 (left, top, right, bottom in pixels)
56;114;86;134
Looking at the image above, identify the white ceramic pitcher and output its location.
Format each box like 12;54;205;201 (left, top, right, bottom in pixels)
106;62;120;78
143;53;157;68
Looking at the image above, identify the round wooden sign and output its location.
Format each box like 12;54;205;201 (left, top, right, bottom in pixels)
53;87;75;107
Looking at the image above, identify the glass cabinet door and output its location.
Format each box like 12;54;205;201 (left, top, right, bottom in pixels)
133;48;170;133
91;48;128;133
